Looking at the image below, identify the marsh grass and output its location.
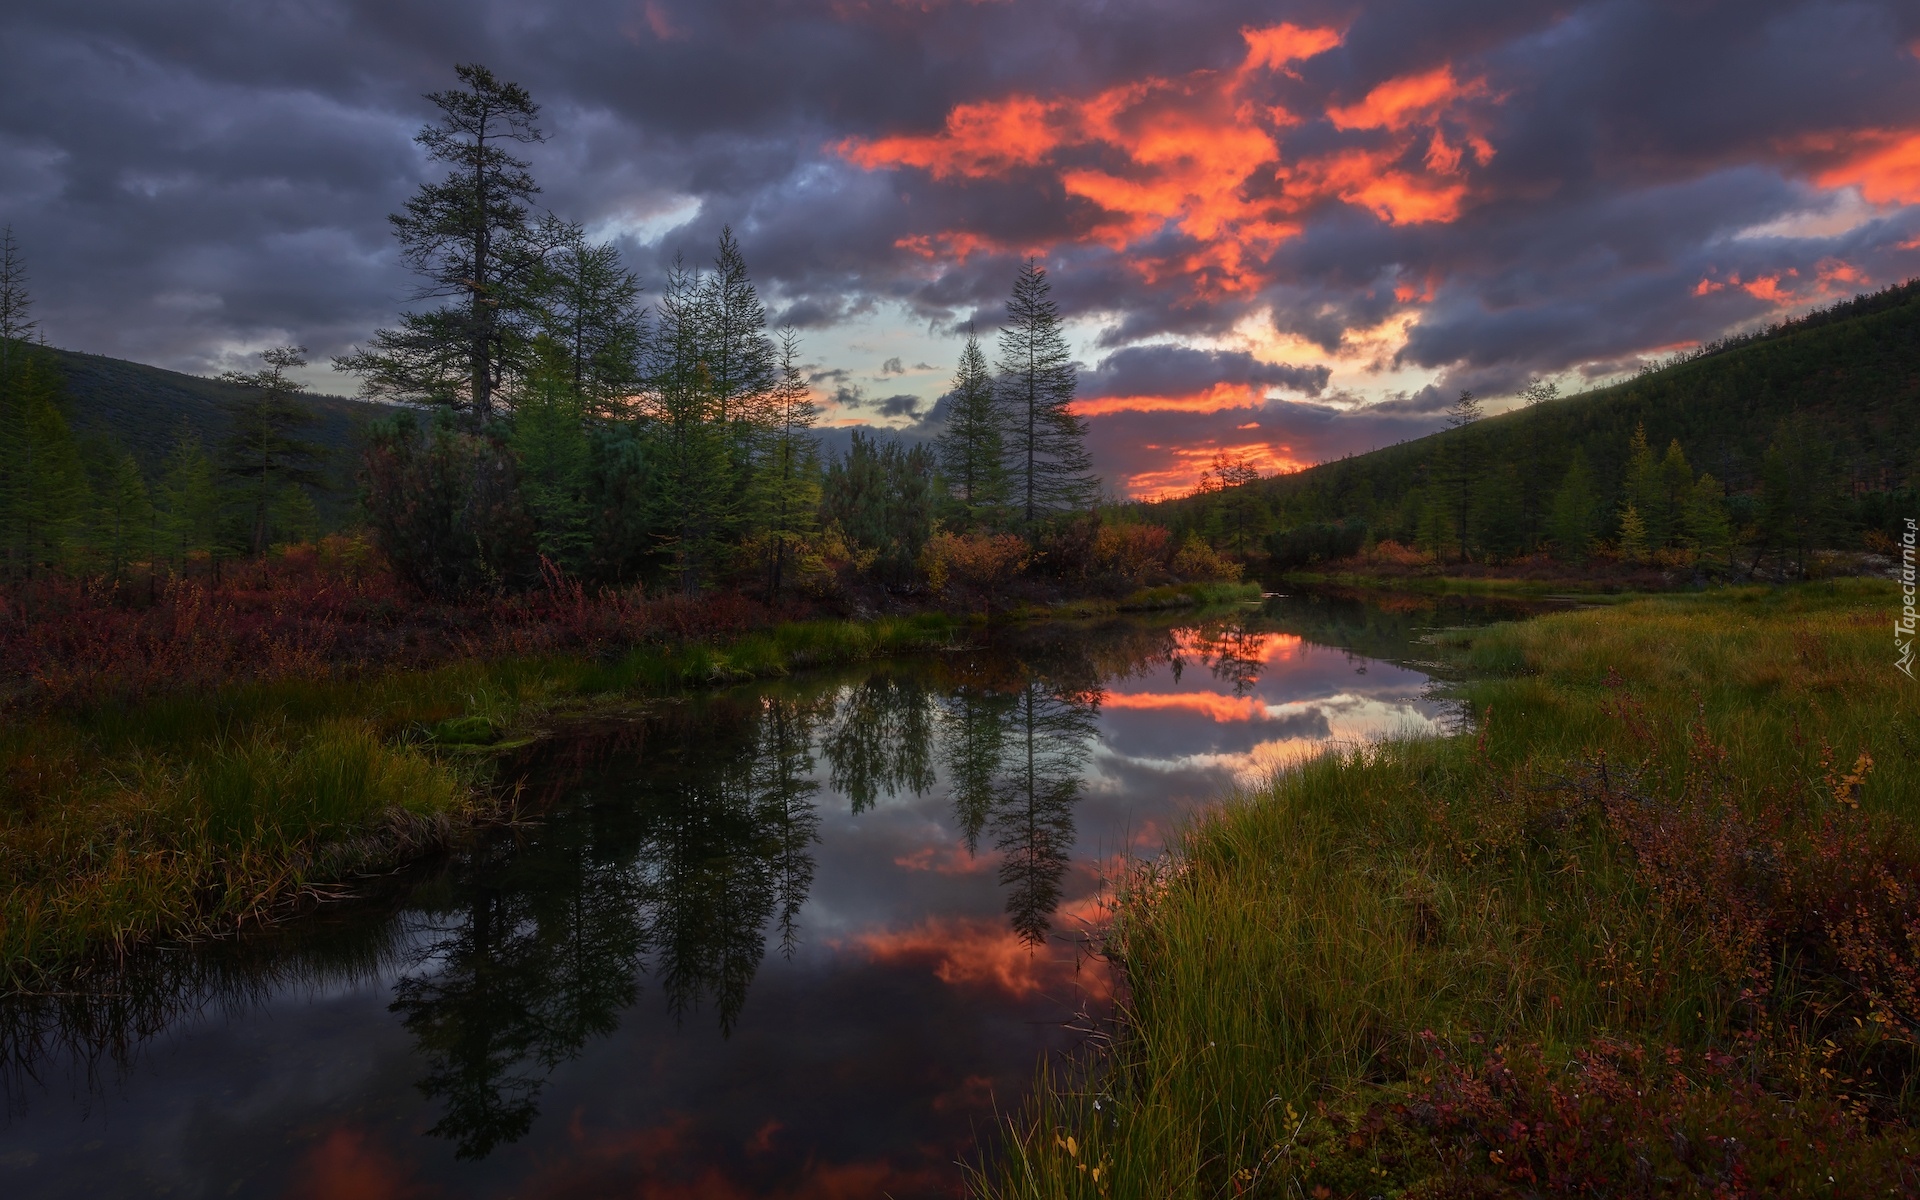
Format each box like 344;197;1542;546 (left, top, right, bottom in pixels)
982;579;1920;1198
1;613;962;989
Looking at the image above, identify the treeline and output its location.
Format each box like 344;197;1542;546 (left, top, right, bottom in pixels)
1163;283;1920;575
331;65;1213;601
2;64;1247;602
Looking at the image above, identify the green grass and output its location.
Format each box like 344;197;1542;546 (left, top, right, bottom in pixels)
980;579;1920;1197
0;613;963;989
1281;569;1656;600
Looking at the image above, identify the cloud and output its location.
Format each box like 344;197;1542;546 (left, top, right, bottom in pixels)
1076;344;1330;416
2;0;1918;493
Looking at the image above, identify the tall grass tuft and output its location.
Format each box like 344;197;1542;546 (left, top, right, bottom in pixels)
980;579;1920;1197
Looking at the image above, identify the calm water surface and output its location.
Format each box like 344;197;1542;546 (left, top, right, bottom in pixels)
1;593;1522;1198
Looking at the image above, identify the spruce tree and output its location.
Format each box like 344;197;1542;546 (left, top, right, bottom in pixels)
1684;472;1734;566
936;329;1005;527
219;346;326;556
995;260;1094;527
336;64;554;422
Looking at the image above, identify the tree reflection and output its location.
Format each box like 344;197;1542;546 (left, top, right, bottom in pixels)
392;695;825;1158
927;653;1101;946
991;680;1098;945
821;669;936;811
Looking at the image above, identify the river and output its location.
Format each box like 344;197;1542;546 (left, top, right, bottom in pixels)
0;590;1531;1198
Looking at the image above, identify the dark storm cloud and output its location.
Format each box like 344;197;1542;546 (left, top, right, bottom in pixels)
1;0;1917;477
1080;345;1330;401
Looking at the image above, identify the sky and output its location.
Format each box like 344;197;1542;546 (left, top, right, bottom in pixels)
4;1;1919;498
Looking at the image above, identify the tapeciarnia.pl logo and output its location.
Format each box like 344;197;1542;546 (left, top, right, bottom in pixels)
1900;517;1916;679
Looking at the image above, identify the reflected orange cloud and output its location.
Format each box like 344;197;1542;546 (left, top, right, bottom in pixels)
893;842;997;875
1103;690;1268;721
520;1112;947;1200
284;1128;431;1200
844;916;1108;1000
1173;629;1304;665
839;25;1500;295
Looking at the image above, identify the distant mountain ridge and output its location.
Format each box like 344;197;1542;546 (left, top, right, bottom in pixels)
46;346;388;484
1153;278;1920;532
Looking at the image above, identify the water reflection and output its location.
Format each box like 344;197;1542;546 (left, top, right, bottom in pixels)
1;596;1500;1197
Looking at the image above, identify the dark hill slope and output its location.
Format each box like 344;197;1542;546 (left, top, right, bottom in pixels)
47;347;387;487
1154;279;1920;540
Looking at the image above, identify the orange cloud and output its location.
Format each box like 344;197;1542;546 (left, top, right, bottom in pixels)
1126;441;1309;499
839;27;1499;296
1072;381;1278;417
1812;129;1920;205
1327;65;1488;132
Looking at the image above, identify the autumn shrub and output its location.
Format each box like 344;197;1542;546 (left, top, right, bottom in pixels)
1169;533;1243;583
922;531;1032;605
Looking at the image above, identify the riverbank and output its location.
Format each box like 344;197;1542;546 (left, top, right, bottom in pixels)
984;579;1920;1196
0;580;1259;992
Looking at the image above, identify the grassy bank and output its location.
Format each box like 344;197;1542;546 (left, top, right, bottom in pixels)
1280;569;1657;600
0;613;961;990
985;579;1920;1196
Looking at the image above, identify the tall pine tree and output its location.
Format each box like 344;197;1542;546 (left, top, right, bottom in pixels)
755;329;820;600
336;64;555;422
538;225;646;416
936;329;1004;527
995;260;1094;527
642;258;730;593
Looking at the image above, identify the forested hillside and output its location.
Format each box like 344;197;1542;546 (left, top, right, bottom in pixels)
1160;279;1920;569
48;347;380;482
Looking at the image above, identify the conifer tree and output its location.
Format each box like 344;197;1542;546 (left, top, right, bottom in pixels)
1617;502;1650;563
995;260;1094;527
1548;452;1598;564
511;338;594;571
159;430;221;568
696;228;779;548
219;346;327;557
0;357;88;576
1441;390;1481;559
336;64;554;422
96;451;153;582
1684;472;1733;566
642;258;729;593
936;329;1004;526
0;226;34;382
537;226;646;416
756;330;820;600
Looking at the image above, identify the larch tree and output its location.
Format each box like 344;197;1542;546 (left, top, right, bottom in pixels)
700;227;777;519
995;260;1094;528
935;329;1004;527
538;225;646;416
336;64;555;422
642;257;730;593
219;345;326;557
